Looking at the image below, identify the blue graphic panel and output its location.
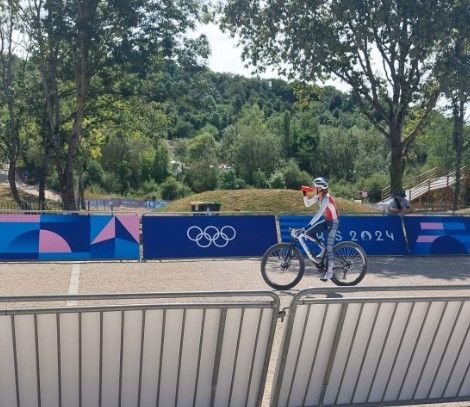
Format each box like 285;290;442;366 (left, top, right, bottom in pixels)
142;215;278;259
404;216;470;255
0;213;139;261
279;214;408;255
40;213;90;253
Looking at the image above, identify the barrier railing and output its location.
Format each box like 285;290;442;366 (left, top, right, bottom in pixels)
271;285;470;407
0;291;279;407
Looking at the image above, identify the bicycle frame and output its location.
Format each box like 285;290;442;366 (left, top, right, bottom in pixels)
289;229;325;266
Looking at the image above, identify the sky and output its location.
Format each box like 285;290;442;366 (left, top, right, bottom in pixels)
196;22;350;91
196;23;277;79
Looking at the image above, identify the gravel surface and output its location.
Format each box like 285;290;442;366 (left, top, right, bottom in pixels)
1;256;470;406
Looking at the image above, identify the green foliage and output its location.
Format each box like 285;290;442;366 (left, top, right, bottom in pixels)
218;169;246;190
184;132;219;192
315;126;358;181
220;0;454;194
152;141;171;183
281;159;312;189
291;112;320;173
224;104;281;185
252;170;269;188
85;160;105;188
2;0;469;207
160;176;192;201
358;173;390;203
269;172;286;189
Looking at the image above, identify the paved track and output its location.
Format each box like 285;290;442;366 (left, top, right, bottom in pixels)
1;256;469;296
1;256;470;407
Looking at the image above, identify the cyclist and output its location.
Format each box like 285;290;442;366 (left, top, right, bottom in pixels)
302;177;339;281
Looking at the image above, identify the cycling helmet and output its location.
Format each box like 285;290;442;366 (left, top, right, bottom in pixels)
313;177;328;189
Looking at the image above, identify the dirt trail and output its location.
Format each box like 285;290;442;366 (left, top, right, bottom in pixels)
0;168;62;202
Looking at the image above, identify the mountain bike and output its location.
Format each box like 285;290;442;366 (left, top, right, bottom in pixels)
260;227;367;290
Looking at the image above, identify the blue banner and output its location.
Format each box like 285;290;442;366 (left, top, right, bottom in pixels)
0;213;140;261
142;214;278;259
279;214;408;255
404;215;470;255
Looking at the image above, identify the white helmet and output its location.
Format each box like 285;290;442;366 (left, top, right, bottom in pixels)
313;177;328;189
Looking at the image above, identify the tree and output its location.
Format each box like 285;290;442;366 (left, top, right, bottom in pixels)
220;0;450;195
23;0;205;209
439;0;470;210
185;132;219;192
0;0;30;208
223;104;281;185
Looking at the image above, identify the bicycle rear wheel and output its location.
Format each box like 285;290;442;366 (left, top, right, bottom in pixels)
331;241;367;286
260;243;305;290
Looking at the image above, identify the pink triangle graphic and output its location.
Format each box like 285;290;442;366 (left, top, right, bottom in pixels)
117;215;139;243
92;217;116;245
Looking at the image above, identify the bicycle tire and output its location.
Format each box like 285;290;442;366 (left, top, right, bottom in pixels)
260;243;305;290
331;241;367;286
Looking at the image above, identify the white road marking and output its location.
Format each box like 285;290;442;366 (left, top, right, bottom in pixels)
66;264;81;307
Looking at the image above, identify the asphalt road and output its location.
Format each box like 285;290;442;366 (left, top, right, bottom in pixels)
0;256;469;297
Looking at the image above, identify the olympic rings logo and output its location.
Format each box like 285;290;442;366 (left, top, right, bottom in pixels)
187;225;237;248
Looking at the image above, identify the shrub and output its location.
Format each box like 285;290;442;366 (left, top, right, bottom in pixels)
253;170;269;188
269;171;286;189
218;169;246;189
160;177;191;201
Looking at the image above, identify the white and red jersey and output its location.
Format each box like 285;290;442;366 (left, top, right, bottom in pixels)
304;193;339;225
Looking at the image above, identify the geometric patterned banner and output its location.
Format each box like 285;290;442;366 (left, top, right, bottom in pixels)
403;215;470;255
279;214;409;255
0;213;139;260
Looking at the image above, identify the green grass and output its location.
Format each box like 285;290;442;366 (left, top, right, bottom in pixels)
1;184;381;214
158;189;381;215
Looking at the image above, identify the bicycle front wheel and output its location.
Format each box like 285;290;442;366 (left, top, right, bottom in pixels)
260;243;305;290
331;241;367;286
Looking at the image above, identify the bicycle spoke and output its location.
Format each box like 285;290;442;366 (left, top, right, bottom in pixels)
261;243;304;290
332;243;367;286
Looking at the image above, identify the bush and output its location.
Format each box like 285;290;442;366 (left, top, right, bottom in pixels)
282;160;312;189
269;171;286;189
218;169;246;189
358;173;388;203
85;160;105;188
160;177;191;201
253;170;269;188
138;180;160;196
330;180;357;200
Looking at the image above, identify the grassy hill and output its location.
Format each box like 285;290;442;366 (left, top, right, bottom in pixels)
159;189;381;215
0;184;382;214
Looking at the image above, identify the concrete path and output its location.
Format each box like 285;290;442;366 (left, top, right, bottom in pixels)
0;168;62;202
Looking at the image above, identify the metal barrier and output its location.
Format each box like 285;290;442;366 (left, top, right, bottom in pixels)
0;291;279;407
271;285;470;407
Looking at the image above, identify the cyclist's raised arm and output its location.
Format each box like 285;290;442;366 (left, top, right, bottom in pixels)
308;197;328;226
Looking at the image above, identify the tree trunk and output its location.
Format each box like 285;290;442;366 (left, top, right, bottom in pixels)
452;96;464;211
389;126;404;196
38;151;48;210
60;0;94;210
8;161;29;210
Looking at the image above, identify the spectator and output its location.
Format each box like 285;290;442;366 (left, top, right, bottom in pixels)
389;190;412;214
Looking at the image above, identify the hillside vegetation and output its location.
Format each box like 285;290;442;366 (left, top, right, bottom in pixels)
159;189;380;215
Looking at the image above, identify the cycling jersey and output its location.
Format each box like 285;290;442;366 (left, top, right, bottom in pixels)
304;193;339;226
